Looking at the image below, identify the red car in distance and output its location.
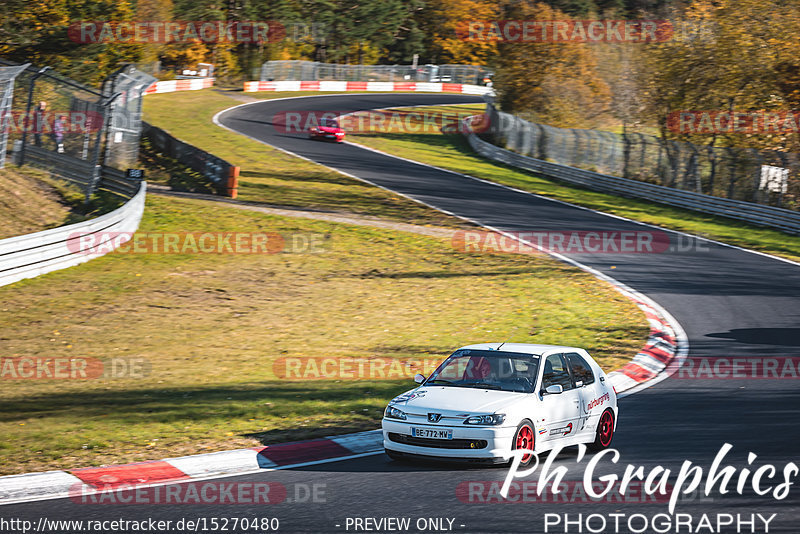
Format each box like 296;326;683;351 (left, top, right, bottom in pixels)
308;118;345;142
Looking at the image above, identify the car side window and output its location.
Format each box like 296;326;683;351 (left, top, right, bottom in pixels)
565;352;595;386
542;353;574;391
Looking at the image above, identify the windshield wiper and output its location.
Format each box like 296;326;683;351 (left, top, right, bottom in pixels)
464;382;502;390
426;379;456;386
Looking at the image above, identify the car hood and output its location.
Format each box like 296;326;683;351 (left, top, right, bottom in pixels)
317;126;342;133
388;386;524;415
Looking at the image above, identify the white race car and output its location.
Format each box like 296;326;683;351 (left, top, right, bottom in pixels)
382;343;617;465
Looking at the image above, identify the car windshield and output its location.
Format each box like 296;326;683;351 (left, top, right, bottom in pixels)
424;349;540;393
321;119;339;128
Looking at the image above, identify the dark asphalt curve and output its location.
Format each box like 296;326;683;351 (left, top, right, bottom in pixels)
4;94;800;533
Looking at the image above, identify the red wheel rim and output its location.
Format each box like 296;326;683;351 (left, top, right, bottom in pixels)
515;425;534;462
598;411;614;447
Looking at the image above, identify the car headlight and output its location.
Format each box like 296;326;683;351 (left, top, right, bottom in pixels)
463;414;505;426
384;405;407;420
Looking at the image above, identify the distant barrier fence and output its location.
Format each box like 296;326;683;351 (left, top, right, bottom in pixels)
484;104;798;211
144;78;214;95
0;181;146;288
142;121;239;197
465;115;800;234
260;60;490;85
243;80;493;95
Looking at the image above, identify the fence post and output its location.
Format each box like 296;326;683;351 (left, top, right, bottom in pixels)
18;66;51;167
0;64;29;169
86;91;120;204
726;147;737;199
751;149;764;203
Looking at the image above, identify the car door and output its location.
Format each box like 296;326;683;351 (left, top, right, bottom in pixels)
538;353;581;443
564;352;599;437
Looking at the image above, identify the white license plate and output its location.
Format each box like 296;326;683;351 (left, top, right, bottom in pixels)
411;427;452;440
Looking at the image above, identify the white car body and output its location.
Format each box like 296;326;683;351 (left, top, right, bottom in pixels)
382;343;618;463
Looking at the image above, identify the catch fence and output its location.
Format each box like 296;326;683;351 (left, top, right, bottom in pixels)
0;59;155;200
485;104;799;210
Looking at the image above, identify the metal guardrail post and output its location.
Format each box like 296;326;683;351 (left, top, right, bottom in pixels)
85;91;120;204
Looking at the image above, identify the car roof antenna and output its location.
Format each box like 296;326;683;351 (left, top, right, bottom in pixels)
495;326;520;351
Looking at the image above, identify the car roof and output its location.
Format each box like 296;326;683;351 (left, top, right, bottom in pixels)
456;343;583;356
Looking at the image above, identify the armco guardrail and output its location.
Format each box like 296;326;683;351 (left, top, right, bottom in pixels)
465;123;800;235
144;78;214;94
0;182;146;288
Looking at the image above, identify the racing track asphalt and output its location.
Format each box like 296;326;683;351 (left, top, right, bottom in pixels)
4;94;799;533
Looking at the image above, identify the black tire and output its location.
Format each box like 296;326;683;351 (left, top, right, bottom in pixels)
512;419;536;467
588;409;615;452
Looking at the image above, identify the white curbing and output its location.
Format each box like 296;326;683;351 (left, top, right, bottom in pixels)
165;448;275;477
328;430;384;454
0;471;86;503
0;434;385;506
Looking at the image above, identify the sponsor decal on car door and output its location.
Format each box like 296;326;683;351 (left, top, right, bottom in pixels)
539;353;581;442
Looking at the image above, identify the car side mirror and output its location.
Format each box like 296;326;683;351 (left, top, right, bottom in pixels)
544;385;563;395
414;373;426;384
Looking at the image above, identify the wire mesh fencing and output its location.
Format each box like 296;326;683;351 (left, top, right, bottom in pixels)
2;61;109;194
0;58;152;200
485;104;799;210
259;60;490;85
102;65;157;171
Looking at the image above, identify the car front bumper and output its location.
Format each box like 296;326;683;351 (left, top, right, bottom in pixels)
382;418;517;461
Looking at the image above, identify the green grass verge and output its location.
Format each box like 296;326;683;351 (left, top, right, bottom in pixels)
350;105;800;263
0;166;127;239
0;194;646;474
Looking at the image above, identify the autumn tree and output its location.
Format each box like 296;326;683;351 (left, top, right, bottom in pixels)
492;0;611;127
639;0;800;152
419;0;498;64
